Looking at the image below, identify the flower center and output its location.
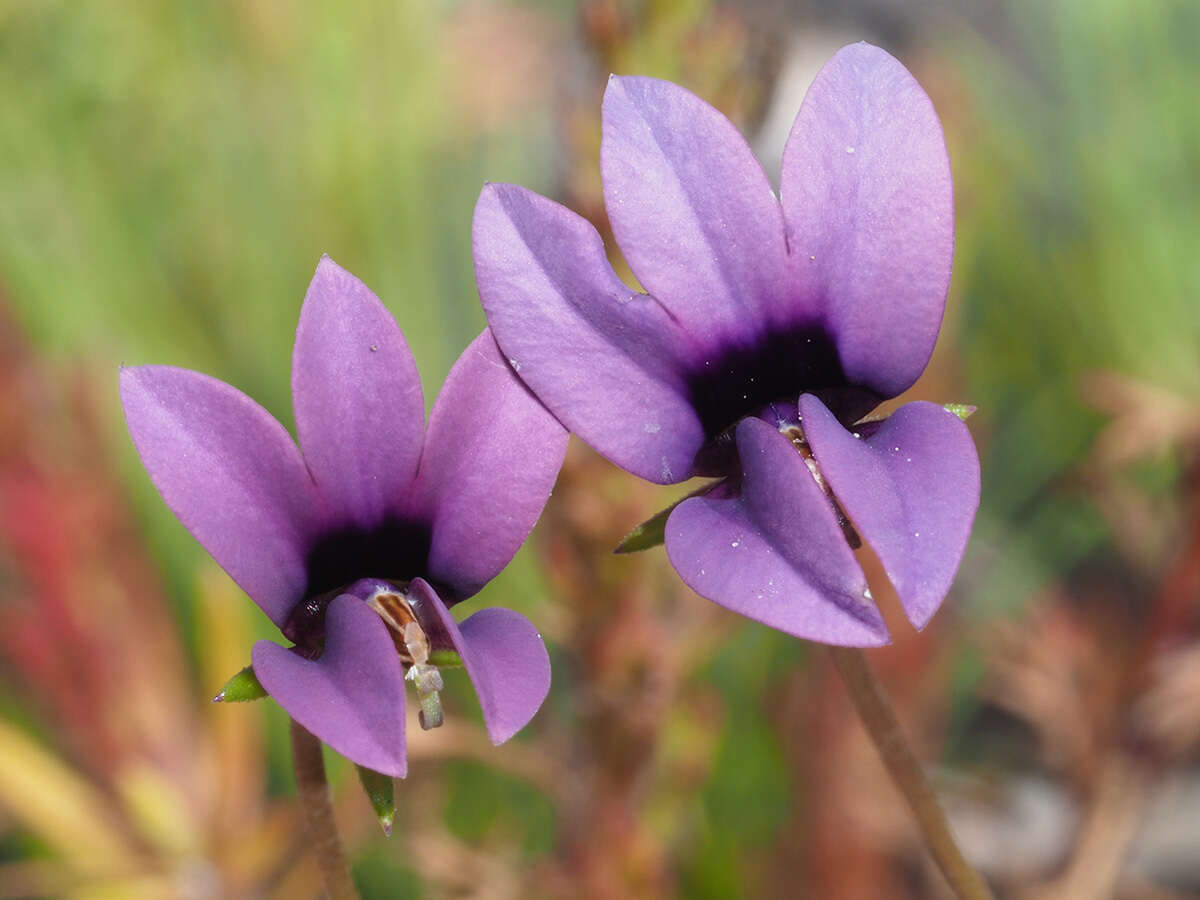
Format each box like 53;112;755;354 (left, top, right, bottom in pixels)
302;516;433;607
686;323;879;475
284;515;436;652
282;563;460;732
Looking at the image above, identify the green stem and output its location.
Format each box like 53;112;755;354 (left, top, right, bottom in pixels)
828;647;994;900
289;719;359;900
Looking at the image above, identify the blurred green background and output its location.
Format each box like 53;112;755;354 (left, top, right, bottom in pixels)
1;0;1198;897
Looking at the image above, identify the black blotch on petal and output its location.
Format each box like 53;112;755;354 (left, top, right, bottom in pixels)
684;323;879;472
305;517;433;599
284;518;435;653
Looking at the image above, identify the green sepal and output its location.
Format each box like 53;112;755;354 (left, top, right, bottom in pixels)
614;503;675;554
615;479;726;554
427;649;463;668
356;764;396;836
212;665;267;703
943;403;977;422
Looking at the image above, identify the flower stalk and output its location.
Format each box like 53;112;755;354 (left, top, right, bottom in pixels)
289;718;359;900
828;646;994;900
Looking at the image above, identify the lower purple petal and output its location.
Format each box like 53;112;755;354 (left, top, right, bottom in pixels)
664;417;887;646
253;595;408;777
409;579;550;745
800;395;980;630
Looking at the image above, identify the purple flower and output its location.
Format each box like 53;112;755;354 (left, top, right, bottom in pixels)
121;257;567;776
472;43;979;647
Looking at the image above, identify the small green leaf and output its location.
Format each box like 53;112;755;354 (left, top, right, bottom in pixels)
615;479;727;554
943;403;978;421
212;665;267;703
356;765;396;836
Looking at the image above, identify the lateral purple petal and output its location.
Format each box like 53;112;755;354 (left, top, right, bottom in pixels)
120;365;318;627
664;417;888;646
602;76;790;343
800;395;980;630
780;43;954;398
474;183;701;484
252;594;408;777
292;256;425;528
408;579;550;745
414;330;567;600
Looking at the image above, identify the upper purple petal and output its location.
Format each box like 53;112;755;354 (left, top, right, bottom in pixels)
780;43;954;398
800;395;979;630
413;329;567;599
120;365;319;627
601;76;790;343
474;183;701;484
664;416;887;646
253;594;408;777
408;578;550;745
292;257;425;528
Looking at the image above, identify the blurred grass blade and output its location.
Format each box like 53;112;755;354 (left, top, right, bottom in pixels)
0;720;138;874
115;763;201;858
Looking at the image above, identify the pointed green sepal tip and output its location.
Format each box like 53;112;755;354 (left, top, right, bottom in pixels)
356;764;396;836
212;664;267;703
615;479;728;554
943;403;977;422
615;503;673;554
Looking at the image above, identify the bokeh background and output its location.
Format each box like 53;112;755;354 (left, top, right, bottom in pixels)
1;0;1199;897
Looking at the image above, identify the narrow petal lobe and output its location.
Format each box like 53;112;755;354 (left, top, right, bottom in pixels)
253;594;408;777
602;76;791;342
780;43;954;398
293;257;425;528
408;579;551;745
120;366;318;627
474;183;702;483
415;329;567;600
665;417;887;646
800;395;979;630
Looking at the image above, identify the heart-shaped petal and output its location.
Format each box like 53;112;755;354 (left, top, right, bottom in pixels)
800;394;980;629
665;417;887;646
253;594;408;777
408;578;551;745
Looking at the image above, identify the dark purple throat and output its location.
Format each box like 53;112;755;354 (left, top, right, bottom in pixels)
684;322;879;473
283;516;434;655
